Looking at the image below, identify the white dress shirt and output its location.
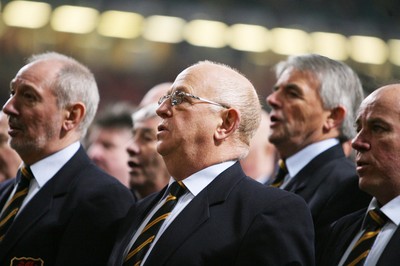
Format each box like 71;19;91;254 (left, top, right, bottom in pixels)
123;160;236;265
281;138;339;188
339;196;400;266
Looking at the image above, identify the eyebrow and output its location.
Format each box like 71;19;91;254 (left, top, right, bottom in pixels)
133;127;156;134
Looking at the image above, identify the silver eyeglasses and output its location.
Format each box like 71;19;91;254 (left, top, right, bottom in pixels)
158;90;229;109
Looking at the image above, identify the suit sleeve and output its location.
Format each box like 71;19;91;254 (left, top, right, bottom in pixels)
235;193;315;266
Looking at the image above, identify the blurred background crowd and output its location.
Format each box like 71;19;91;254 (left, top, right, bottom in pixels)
0;0;399;112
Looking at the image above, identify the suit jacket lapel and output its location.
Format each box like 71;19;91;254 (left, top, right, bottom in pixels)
319;209;364;265
145;191;209;265
144;162;245;265
112;188;167;265
284;144;345;193
332;218;363;264
0;180;55;255
0;146;90;258
0;179;15;211
377;226;400;265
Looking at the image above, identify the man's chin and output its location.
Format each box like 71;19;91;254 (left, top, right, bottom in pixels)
268;134;285;146
10;140;25;153
129;175;146;186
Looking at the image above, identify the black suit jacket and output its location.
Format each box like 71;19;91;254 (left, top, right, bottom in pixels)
0;146;135;266
318;208;400;266
108;162;315;266
283;144;371;248
284;144;371;227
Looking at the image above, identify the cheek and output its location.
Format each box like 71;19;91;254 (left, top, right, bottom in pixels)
377;150;400;174
143;144;159;161
0;151;7;165
285;105;307;125
368;143;400;180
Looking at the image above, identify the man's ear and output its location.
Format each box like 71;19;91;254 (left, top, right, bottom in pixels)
324;106;346;131
63;102;86;131
214;108;240;141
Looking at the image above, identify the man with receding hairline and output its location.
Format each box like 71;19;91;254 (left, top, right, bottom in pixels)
108;60;314;266
0;52;134;266
319;83;400;266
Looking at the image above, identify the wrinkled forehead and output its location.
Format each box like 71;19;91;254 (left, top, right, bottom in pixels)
357;89;400;120
170;64;216;96
171;68;197;93
12;60;62;87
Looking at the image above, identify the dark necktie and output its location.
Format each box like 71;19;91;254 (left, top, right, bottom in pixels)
123;181;187;266
270;159;288;187
343;208;388;266
0;166;33;242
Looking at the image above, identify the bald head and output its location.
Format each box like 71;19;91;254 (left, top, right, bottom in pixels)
352;83;400;205
357;84;400;124
183;61;255;99
173;60;261;148
362;83;400;108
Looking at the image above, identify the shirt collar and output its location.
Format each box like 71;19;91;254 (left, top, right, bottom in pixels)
368;196;400;226
168;160;236;197
28;142;80;188
286;138;339;177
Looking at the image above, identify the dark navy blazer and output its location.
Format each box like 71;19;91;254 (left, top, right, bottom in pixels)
108;162;315;266
0;146;135;266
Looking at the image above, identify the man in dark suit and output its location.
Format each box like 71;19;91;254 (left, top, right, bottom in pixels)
108;60;315;265
318;84;400;266
0;52;134;265
266;54;371;250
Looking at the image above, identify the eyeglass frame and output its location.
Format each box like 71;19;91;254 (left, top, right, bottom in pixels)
158;90;229;109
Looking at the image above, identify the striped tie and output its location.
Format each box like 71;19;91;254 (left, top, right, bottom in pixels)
344;208;388;266
270;159;288;187
0;166;33;242
123;181;186;266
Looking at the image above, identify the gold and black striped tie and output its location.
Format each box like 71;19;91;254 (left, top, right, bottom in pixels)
123;181;186;266
270;159;288;187
343;208;388;266
0;166;33;242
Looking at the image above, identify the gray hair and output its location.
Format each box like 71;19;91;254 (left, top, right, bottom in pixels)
27;52;99;137
275;54;363;140
132;103;158;123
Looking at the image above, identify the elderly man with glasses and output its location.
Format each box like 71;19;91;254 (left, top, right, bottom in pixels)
108;60;314;266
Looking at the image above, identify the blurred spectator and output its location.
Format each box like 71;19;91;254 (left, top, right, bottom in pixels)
127;103;170;200
240;109;277;184
127;82;172;199
86;103;135;188
0;110;21;182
